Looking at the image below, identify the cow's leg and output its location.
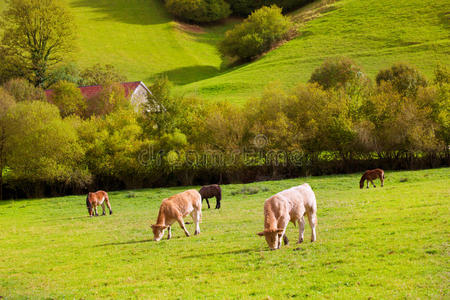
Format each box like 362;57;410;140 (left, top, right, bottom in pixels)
94;205;99;216
177;216;190;237
205;198;210;209
370;179;376;188
298;216;305;244
101;202;106;215
283;234;289;246
380;176;384;187
215;196;220;209
191;209;201;235
167;226;172;240
308;213;317;242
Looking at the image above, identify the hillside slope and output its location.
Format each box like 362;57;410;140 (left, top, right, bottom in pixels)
0;0;449;103
0;0;230;86
177;0;450;103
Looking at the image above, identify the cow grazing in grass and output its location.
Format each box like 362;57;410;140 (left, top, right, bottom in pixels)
151;189;202;241
258;183;317;250
86;191;112;217
199;184;222;209
360;168;385;189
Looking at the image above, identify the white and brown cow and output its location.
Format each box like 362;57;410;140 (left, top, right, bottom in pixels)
151;189;202;241
258;183;317;250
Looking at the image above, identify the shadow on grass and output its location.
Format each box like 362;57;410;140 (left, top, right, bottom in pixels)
96;239;154;247
71;0;169;25
182;248;254;258
152;65;221;85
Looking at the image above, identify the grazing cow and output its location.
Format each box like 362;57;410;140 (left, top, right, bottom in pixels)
86;191;112;217
257;183;317;250
360;168;385;189
199;184;222;209
151;189;202;241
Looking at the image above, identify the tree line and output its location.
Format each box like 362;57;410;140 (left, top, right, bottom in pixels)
0;0;448;199
0;57;448;199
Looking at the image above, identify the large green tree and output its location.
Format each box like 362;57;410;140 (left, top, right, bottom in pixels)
0;0;76;87
6;101;88;196
0;88;16;200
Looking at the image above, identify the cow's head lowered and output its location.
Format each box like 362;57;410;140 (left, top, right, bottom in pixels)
151;224;169;241
257;228;284;250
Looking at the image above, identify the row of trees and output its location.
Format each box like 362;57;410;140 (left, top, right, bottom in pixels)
164;0;313;23
0;58;448;199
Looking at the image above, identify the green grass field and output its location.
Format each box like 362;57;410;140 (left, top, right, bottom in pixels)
1;0;449;103
0;168;448;298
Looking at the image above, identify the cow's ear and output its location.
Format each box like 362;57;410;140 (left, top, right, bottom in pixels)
257;232;265;236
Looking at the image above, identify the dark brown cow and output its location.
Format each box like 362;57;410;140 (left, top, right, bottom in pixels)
199;184;222;209
360;169;385;189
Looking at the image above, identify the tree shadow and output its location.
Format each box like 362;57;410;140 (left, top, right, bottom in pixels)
151;65;221;85
70;0;169;25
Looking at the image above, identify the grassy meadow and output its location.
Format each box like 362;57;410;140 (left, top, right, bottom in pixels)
0;168;448;299
1;0;448;103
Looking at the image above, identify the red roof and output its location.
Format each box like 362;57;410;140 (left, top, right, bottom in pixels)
45;81;142;100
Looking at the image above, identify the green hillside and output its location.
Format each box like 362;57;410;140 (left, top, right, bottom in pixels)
1;0;449;103
179;0;450;103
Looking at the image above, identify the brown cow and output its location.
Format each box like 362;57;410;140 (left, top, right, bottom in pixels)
151;189;202;241
199;184;222;209
360;168;385;189
257;183;317;250
86;191;112;217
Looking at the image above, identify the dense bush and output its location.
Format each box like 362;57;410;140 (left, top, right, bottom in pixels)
87;82;129;116
376;63;427;96
80;64;126;86
225;0;314;16
219;5;293;60
2;78;45;101
5;101;89;197
165;0;231;23
49;80;86;117
47;63;83;87
309;57;365;90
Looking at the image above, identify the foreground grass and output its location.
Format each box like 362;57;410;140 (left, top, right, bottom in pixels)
0;168;448;298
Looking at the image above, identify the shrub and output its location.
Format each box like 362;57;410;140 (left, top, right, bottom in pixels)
226;0;313;16
49;80;86;117
2;78;45;101
309;57;364;90
219;5;293;60
376;63;427;96
6;101;88;186
47;62;83;87
87;82;129;116
165;0;231;23
80;64;126;86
